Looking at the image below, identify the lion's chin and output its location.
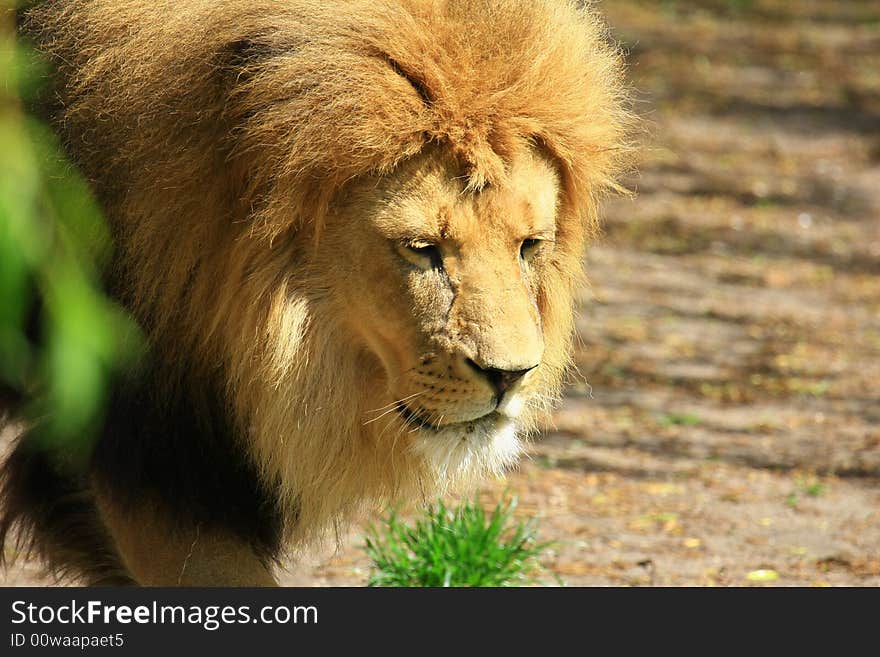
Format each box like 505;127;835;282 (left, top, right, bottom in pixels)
408;413;523;486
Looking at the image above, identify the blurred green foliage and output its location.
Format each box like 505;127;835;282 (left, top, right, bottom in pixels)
0;6;140;452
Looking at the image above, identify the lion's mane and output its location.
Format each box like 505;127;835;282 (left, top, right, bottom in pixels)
2;0;630;583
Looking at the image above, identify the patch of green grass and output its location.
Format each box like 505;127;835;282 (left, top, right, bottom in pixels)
364;497;550;587
660;411;702;427
800;478;825;497
786;378;830;398
806;483;824;497
533;455;558;469
728;0;753;10
786;477;825;509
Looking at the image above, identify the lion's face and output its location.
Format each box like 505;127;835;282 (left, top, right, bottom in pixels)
318;146;562;474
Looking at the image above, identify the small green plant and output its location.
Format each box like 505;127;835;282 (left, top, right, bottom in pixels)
660;411;701;427
727;0;754;13
799;477;825;497
364;497;550;587
786;477;825;509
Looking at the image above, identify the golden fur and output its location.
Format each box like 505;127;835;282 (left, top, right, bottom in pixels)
8;0;631;583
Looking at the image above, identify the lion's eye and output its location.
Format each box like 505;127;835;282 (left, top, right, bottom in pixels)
396;241;442;270
520;238;543;261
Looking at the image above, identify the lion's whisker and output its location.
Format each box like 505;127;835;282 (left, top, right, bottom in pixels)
363;391;427;425
363;388;426;415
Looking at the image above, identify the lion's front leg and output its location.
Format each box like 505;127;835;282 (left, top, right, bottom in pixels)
95;493;278;587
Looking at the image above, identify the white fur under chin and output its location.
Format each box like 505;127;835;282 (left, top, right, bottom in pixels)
409;416;523;486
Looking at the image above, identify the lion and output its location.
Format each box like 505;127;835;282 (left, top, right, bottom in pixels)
0;0;631;585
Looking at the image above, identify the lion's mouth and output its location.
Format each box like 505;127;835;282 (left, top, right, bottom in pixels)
395;402;498;432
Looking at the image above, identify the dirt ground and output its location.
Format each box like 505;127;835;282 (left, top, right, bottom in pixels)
3;0;879;587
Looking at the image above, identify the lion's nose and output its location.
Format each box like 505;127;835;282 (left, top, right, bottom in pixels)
465;358;537;399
